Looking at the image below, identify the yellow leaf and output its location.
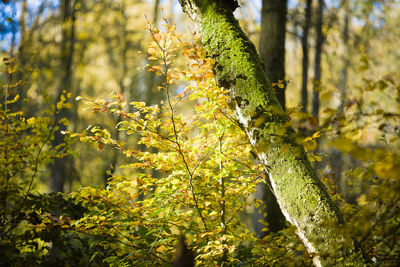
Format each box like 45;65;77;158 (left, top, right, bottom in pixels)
147;47;157;56
152;65;162;71
320;91;331;101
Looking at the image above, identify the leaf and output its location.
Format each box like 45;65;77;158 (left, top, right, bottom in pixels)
320;91;332;101
147;47;157;56
56;101;63;110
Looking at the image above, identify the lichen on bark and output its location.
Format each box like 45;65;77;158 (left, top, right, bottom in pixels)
179;0;368;266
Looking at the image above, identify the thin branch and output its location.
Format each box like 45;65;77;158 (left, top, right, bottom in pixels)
147;23;209;232
69;227;171;264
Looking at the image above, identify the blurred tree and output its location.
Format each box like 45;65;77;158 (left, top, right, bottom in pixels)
312;0;324;120
259;0;287;110
102;0;131;184
330;0;350;195
301;0;312;112
50;0;77;192
253;0;287;235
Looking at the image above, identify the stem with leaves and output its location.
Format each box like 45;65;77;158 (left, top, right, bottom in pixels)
148;24;209;232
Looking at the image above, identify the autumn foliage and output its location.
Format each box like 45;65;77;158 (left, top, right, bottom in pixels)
1;23;400;266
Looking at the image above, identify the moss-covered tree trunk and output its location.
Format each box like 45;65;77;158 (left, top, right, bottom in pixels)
178;0;366;266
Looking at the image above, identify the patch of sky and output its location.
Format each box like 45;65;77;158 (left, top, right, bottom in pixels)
0;0;58;51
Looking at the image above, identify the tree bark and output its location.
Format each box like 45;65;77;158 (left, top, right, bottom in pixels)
312;0;324;119
301;0;312;112
178;0;366;265
332;0;350;195
254;0;288;235
14;0;28;112
259;0;287;110
50;0;77;192
338;1;350;115
102;0;130;185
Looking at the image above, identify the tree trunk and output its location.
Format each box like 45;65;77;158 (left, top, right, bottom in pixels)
259;0;287;110
178;1;366;265
339;1;350;115
153;0;160;24
254;0;287;235
103;0;130;185
14;0;28;112
332;0;350;195
312;0;324;119
50;0;77;192
301;0;312;112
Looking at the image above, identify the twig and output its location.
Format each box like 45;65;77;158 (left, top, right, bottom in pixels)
69;227;171;264
147;24;209;231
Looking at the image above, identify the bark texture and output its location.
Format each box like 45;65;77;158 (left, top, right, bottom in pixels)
178;0;366;265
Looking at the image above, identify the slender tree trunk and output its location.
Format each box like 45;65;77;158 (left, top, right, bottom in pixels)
153;0;160;24
301;0;312;112
142;0;164;105
103;0;130;184
339;2;349;115
178;1;367;265
14;0;28;112
259;0;287;110
332;1;350;194
254;0;287;235
50;0;76;192
312;0;324;119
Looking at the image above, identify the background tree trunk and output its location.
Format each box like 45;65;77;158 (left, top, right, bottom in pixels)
259;0;287;110
254;0;287;235
102;0;129;185
14;0;27;112
332;0;350;195
50;0;77;192
312;0;324;120
339;1;349;115
301;0;312;112
178;1;367;265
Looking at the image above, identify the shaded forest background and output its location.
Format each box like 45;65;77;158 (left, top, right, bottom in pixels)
1;0;400;266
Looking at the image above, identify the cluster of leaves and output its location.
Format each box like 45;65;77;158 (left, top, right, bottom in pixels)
305;59;400;264
49;24;312;266
67;24;261;266
284;57;400;265
0;22;309;266
2;20;400;266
